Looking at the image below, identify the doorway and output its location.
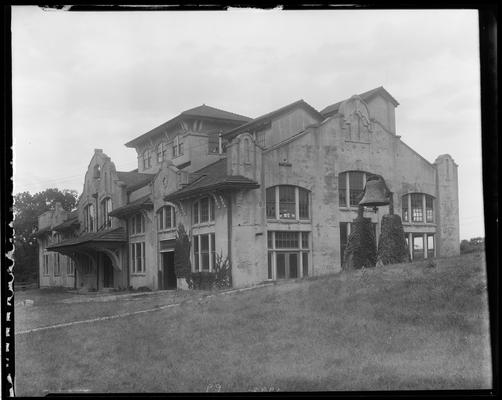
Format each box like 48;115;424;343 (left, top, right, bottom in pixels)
102;254;114;288
161;251;177;289
276;252;299;280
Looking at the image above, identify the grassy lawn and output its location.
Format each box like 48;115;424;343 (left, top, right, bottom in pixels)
15;252;492;394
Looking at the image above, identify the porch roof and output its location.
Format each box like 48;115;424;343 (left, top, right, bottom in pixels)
46;227;127;251
108;195;153;218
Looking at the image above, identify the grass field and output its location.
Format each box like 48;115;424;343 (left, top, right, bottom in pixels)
15;252;492;394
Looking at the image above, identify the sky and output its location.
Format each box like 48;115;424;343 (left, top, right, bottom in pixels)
11;7;483;240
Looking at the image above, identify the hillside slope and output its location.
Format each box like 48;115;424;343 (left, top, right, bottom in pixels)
16;252;492;394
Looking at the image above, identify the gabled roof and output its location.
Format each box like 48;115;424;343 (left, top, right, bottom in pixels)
108;195;153;218
116;171;155;192
164;159;259;201
125;104;252;148
46;227;127;250
222;99;323;139
320;86;399;117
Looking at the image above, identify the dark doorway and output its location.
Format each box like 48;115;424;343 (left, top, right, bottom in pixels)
162;251;177;289
103;255;114;288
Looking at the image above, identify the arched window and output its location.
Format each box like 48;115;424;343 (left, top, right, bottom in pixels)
338;171;369;208
157;205;176;231
266;186;310;220
143;149;152;170
101;197;113;229
93;164;101;179
402;193;435;223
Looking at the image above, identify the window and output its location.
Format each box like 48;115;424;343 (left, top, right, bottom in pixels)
267;231;310;280
157;142;167;163
193;197;215;224
208;133;220;154
266;187;276;219
193;233;216;272
54;254;61;276
130;242;145;273
402;193;434;224
426;195;434;223
172;136;184;158
266;186;310;221
67;258;75;276
84;203;95;232
129;214;145;235
255;130;266;148
101;197;113;229
158;206;176;231
43;254;50;275
143;149;152;170
338;171;368;208
412;234;424;260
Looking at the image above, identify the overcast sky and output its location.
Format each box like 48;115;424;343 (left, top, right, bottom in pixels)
12;7;483;240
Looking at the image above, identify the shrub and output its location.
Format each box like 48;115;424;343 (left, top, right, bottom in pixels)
343;215;377;270
190;271;216;290
213;252;232;289
376;214;409;265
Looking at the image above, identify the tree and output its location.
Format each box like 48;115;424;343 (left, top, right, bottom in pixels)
13;188;78;283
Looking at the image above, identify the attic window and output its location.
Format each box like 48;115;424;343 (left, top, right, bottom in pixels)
93;165;101;179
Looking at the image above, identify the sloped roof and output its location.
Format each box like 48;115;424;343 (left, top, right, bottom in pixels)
34;225;52;237
53;210;80;232
320;86;400;117
222;99;323;139
125;104;252;148
116;171;155;192
164;159;259;201
46;227;127;250
108;195;153;218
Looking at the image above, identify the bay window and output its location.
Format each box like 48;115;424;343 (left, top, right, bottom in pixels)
402;193;435;224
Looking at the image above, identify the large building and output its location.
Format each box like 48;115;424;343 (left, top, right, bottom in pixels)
37;87;459;291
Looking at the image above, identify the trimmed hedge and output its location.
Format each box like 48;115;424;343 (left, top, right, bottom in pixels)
376;214;409;265
343;216;377;270
190;272;216;290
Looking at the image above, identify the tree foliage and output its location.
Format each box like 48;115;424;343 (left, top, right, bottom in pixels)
460;237;485;254
376;214;409;265
13;188;78;283
343;216;377;270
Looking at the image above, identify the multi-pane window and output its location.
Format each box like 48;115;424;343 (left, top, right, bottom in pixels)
157;142;167;163
426;195;434;223
54;254;61;276
172;136;184;158
193;197;215;224
101;197;112;229
255;130;266;148
157;206;176;231
267;231;310;280
266;186;310;220
279;186;296;219
402;193;435;224
143;149;152;170
208;133;220;154
192;233;216;272
411;194;423;222
338;171;368;207
130;242;145;273
427;234;435;258
129;214;145;235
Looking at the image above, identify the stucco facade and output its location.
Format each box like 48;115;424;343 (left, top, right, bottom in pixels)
39;88;459;290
